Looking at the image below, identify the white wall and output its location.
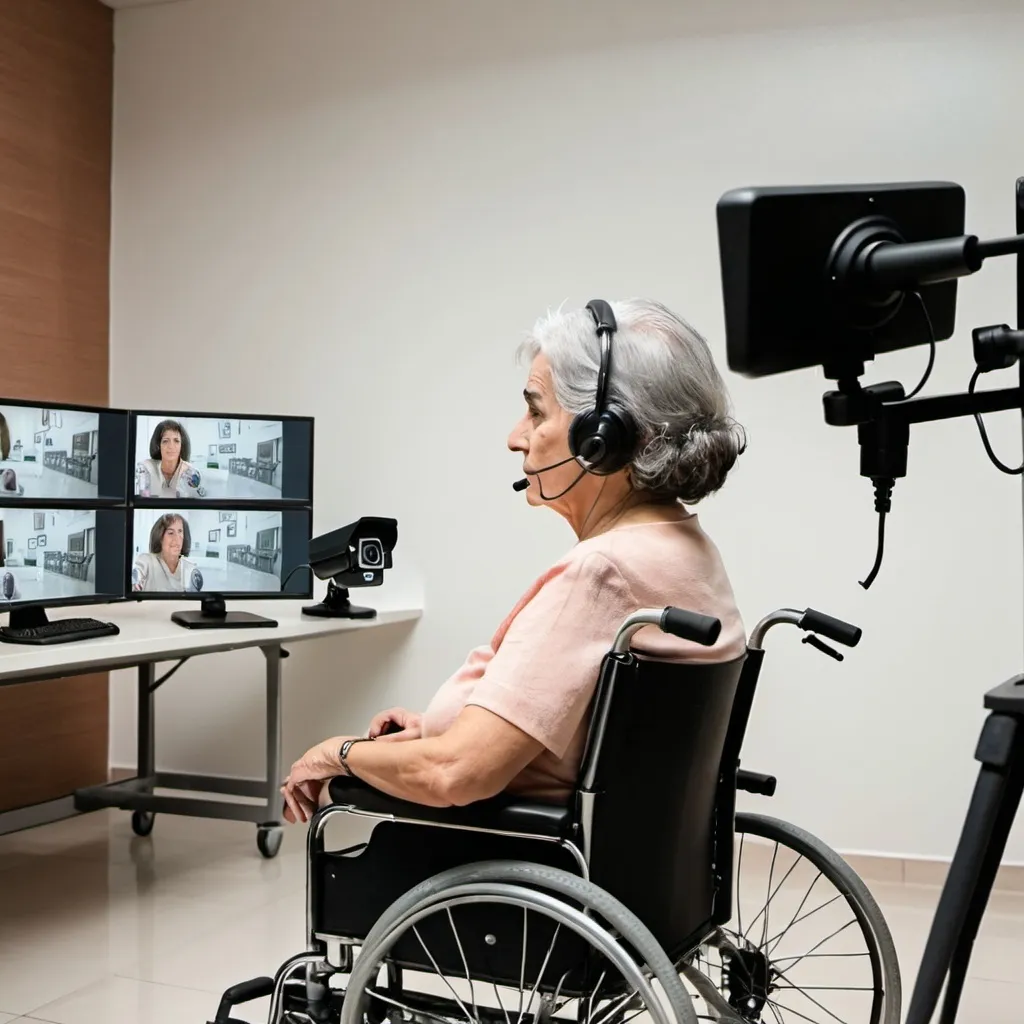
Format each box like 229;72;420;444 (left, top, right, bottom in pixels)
110;0;1024;861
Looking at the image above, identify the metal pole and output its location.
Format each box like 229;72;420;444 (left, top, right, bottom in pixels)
1018;177;1024;662
264;645;283;812
138;663;156;779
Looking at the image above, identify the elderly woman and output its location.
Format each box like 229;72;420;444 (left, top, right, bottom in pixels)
281;298;747;823
136;419;206;498
132;513;203;592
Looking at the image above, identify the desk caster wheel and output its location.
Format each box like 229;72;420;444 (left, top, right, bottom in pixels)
131;810;155;837
257;825;282;859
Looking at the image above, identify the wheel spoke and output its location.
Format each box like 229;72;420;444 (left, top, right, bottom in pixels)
769;919;859;979
765;865;824;958
771;953;870;963
584;969;607;1024
762;894;845;951
774;985;876;993
366;986;465;1024
589;987;640;1024
447;908;478;1021
412;924;479;1024
770;986;853;1024
744;848;802;946
768;997;847;1024
522;922;562;1024
517;907;528;1024
737;832;746;939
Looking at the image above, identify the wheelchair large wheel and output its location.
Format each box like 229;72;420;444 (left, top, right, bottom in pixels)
331;860;699;1024
682;813;901;1024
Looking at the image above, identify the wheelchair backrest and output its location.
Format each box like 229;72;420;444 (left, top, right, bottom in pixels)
578;649;748;959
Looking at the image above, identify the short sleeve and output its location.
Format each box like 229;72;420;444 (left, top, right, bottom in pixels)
466;552;635;759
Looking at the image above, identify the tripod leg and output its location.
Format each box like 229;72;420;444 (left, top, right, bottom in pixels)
906;713;1023;1024
937;718;1024;1024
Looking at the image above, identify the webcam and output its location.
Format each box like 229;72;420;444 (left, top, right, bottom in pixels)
302;516;397;619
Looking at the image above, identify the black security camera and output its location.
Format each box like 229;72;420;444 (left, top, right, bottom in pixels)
302;517;397;619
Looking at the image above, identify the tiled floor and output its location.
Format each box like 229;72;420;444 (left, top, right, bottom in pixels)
0;809;1022;1023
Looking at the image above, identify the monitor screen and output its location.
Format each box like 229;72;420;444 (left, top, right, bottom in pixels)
0;401;129;503
129;507;311;597
0;507;126;607
131;413;313;502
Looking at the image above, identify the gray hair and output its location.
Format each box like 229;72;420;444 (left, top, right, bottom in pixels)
518;298;746;503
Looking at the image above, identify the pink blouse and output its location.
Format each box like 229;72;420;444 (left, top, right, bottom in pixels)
421;517;745;803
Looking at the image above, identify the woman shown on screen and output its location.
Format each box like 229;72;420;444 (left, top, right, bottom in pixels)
0;413;23;496
136;419;206;498
0;547;21;602
132;513;203;593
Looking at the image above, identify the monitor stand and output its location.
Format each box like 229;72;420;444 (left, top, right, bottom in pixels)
171;594;278;629
302;581;376;619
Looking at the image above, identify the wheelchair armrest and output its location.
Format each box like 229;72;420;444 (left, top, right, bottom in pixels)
325;775;573;839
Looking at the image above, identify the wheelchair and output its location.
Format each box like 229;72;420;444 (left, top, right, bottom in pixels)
210;602;901;1024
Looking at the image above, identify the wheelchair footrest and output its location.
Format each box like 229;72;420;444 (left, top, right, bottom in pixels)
736;769;777;796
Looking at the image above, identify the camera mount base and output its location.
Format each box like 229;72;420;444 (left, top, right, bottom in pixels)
302;581;377;620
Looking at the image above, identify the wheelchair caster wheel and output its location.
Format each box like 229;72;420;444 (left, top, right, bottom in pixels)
257;825;283;858
131;810;155;837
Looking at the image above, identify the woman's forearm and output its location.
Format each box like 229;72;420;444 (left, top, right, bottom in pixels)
344;737;456;807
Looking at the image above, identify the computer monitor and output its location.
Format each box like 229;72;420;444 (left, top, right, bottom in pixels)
0;507;127;628
0;399;129;503
129;412;313;502
127;506;312;628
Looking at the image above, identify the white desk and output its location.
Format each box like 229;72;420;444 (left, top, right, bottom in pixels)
0;598;422;855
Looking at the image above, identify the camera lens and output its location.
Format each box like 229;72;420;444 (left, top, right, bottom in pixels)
359;539;384;569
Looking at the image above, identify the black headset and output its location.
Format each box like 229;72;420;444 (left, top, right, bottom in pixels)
567;299;639;475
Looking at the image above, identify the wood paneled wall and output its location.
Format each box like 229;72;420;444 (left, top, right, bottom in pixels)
0;0;113;813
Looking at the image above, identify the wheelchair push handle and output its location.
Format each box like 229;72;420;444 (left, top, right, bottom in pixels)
748;605;862;652
799;608;862;648
660;606;722;646
612;606;722;654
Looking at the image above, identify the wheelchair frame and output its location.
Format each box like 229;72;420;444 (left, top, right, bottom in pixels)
211;603;894;1024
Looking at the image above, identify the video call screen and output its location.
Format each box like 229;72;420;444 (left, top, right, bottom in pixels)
0;403;129;503
132;413;313;502
130;507;311;597
0;507;126;605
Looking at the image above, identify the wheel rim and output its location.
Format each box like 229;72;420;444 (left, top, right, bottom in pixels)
689;828;886;1024
340;884;681;1024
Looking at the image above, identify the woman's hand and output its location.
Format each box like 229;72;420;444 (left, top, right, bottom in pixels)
367;707;422;742
281;735;348;824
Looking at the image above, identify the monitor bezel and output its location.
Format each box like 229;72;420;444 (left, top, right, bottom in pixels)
0;397;131;509
0;505;129;613
124;503;314;602
127;409;315;509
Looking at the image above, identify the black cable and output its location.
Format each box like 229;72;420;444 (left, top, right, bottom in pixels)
858;291;933;589
858;508;887;590
281;562;312;591
969;368;1024;474
903;291;936;399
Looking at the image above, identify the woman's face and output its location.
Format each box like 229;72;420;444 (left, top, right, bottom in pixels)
507;354;581;506
161;517;185;560
160;430;182;465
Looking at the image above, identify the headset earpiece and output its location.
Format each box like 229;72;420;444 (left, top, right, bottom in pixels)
568;300;638;475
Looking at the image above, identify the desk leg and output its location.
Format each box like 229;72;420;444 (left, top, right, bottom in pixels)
258;645;284;858
138;663;156;779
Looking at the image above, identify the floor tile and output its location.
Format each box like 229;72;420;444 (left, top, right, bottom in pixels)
2;808;1024;1023
19;975;221;1024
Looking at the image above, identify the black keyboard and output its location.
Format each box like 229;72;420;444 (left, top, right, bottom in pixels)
0;617;120;645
